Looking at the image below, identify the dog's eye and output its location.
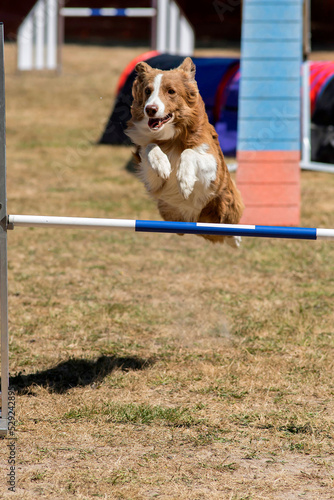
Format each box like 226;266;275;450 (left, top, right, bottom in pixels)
168;88;176;95
145;88;151;96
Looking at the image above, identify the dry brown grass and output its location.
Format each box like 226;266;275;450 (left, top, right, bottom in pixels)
0;42;334;499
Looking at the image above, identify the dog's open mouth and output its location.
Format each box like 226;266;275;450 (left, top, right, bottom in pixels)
148;113;173;130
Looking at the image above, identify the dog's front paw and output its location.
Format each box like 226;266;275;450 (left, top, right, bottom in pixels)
144;143;171;180
177;149;197;199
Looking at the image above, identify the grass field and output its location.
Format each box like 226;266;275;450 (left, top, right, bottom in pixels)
0;42;334;499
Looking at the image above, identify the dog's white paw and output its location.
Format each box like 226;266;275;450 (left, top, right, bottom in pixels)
177;149;197;199
145;143;171;180
226;236;242;249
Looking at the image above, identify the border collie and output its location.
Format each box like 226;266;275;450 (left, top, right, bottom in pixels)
126;57;244;246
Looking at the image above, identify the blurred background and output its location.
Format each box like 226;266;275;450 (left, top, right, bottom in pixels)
1;0;334;47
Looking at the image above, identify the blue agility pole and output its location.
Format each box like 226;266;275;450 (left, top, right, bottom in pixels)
7;215;334;240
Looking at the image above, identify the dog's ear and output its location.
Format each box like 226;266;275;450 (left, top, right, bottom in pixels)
178;57;196;81
132;62;151;102
135;61;152;77
132;79;139;99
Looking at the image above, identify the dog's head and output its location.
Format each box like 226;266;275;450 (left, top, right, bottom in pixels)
127;57;199;143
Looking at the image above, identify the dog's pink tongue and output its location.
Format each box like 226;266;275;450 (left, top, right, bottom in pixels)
148;118;161;129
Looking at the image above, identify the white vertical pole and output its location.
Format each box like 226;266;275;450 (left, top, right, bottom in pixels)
35;0;45;70
17;15;34;70
57;0;65;74
156;0;169;52
0;233;8;436
46;0;58;70
179;14;194;56
302;61;311;164
168;2;179;54
0;23;9;437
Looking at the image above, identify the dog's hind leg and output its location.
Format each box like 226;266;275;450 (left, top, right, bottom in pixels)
157;200;186;236
198;195;241;246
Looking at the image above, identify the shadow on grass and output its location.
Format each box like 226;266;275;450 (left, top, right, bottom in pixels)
125;156;137;174
8;355;154;395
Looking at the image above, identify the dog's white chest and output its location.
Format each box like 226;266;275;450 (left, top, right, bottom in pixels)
139;143;217;221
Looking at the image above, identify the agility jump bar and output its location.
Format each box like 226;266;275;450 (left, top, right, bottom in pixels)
7;215;334;240
60;8;156;18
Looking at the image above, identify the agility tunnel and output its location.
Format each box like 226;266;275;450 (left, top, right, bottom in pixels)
99;52;240;157
99;53;334;164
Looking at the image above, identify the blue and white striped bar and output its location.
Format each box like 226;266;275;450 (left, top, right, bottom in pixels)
7;215;334;240
60;8;156;18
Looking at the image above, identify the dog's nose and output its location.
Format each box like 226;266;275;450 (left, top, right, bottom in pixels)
145;104;158;117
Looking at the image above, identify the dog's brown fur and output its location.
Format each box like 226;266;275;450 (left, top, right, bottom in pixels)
126;57;244;244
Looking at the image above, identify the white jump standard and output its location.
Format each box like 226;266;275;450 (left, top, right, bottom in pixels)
17;0;195;71
7;215;334;240
0;23;9;436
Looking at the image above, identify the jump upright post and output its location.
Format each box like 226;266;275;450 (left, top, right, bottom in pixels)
0;23;9;436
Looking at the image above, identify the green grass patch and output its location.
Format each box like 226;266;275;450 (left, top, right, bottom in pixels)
64;402;204;428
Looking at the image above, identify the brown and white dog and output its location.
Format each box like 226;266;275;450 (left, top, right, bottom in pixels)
126;57;244;246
